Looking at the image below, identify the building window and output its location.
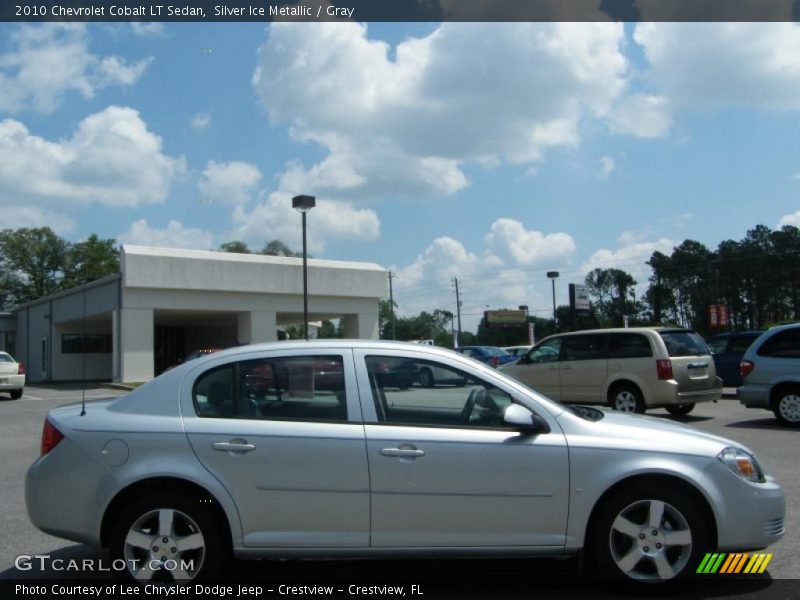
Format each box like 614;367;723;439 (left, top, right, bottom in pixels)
62;334;113;354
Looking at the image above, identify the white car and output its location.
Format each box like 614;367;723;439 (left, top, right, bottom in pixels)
0;351;25;400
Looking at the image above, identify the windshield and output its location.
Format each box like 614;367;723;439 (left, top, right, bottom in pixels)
659;331;710;357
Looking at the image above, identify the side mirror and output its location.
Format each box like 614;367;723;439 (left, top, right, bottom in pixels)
503;404;550;434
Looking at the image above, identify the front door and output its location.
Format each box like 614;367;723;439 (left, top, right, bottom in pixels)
356;351;570;548
182;349;370;548
502;337;562;399
559;334;608;404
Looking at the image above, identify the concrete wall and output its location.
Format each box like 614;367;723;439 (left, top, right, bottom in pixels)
52;320;113;381
185;325;239;352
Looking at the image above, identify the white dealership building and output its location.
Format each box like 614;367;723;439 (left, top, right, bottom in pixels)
10;246;386;383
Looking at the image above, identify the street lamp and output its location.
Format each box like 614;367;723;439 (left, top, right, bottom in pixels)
292;194;315;340
546;271;559;331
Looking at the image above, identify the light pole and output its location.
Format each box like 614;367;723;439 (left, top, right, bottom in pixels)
292;194;315;340
546;271;559;331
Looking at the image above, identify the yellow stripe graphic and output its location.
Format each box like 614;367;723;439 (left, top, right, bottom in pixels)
744;555;759;574
751;554;766;573
758;554;773;573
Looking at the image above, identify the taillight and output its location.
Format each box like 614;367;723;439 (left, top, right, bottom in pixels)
17;363;25;375
40;419;64;456
490;356;500;368
740;360;755;379
656;359;673;380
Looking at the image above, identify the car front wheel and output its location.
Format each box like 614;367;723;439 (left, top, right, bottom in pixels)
110;492;227;583
773;388;800;428
589;484;708;583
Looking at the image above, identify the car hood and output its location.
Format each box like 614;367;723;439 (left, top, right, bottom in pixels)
560;410;753;458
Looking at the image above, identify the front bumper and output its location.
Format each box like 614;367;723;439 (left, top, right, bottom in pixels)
701;460;785;551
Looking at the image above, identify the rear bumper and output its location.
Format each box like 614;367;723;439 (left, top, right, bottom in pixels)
648;378;723;407
0;374;25;390
738;384;772;409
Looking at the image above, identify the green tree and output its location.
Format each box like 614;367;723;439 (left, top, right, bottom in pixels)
317;320;344;338
218;240;252;254
260;240;303;257
585;268;637;327
63;234;119;288
0;227;67;305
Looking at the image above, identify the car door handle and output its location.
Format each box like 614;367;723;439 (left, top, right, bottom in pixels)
212;441;256;453
380;448;425;458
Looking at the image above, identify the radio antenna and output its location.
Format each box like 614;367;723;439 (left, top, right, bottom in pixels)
80;286;86;416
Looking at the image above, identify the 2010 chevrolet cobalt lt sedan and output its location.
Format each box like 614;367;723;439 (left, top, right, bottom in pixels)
26;341;784;584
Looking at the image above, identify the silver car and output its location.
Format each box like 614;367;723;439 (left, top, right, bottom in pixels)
26;341;783;584
738;323;800;427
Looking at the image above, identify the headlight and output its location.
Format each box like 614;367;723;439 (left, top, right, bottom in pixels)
717;447;765;483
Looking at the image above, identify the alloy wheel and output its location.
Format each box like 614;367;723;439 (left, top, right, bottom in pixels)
777;393;800;424
608;499;692;581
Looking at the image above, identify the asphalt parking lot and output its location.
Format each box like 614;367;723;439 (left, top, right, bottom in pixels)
0;384;796;597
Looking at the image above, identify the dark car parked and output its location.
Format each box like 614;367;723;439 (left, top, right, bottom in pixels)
707;331;763;387
455;345;518;368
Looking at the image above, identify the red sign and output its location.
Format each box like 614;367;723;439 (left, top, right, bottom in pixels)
710;304;729;327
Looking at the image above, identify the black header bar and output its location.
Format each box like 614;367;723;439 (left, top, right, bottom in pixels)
2;0;800;23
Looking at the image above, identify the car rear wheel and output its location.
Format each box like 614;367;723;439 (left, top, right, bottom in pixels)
773;388;800;428
9;389;22;400
588;484;707;583
110;492;227;583
419;367;434;388
665;403;694;416
609;385;645;413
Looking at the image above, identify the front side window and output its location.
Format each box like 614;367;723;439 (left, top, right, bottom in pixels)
526;338;562;363
366;355;514;429
193;355;348;421
758;329;800;358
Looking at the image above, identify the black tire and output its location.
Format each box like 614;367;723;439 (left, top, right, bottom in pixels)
665;403;695;416
110;492;228;583
609;384;645;414
588;483;708;584
419;367;435;388
9;389;22;400
772;387;800;428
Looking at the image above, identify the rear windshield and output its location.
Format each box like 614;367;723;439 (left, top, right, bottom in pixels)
659;331;709;357
0;353;13;362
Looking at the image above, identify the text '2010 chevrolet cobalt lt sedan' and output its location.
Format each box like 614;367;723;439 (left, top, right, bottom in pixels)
26;341;784;584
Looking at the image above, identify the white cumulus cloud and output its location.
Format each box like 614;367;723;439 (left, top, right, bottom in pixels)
253;22;632;199
0;206;75;234
0;24;151;114
118;219;215;251
778;210;800;228
0;106;185;209
230;191;380;253
198;160;262;205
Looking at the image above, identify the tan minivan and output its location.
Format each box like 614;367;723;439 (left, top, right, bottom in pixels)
500;327;723;414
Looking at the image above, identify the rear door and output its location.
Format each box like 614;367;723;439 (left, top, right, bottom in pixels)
658;330;718;392
182;349;370;548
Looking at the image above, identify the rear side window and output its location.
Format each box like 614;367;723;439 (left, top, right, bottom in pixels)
706;337;728;354
757;328;800;358
563;335;606;361
608;333;653;358
0;353;14;362
193;355;348;421
659;331;709;357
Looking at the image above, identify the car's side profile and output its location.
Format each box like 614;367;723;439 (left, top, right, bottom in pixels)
26;341;783;585
738;323;800;427
501;328;723;415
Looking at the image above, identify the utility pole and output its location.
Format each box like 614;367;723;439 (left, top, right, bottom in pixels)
388;271;396;340
453;277;463;348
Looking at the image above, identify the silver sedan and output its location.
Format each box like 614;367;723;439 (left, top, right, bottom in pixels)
26;340;784;584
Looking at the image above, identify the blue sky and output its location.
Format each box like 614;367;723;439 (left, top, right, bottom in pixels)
1;22;800;330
